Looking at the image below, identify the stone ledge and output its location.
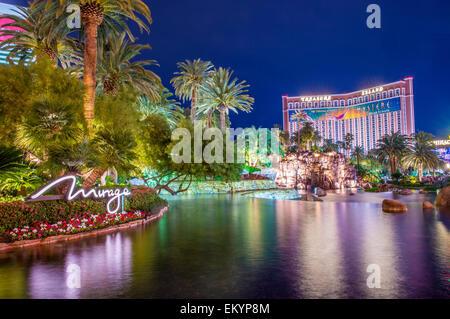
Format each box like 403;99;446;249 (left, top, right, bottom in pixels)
0;206;169;252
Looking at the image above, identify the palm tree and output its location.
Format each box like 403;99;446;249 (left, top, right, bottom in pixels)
352;146;365;171
54;0;152;129
82;127;137;187
300;122;315;152
291;110;308;153
95;32;161;99
311;130;322;149
0;146;40;194
198;67;254;131
0;146;26;182
374;132;408;175
0;3;77;65
403;131;440;182
344;133;354;157
323;139;339;152
170;59;214;122
16;100;83;160
138;88;184;129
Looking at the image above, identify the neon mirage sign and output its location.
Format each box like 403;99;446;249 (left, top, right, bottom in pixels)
27;175;131;214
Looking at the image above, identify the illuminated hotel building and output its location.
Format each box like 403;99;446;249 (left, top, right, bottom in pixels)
282;77;416;152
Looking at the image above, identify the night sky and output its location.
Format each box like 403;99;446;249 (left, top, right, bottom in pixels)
3;0;450;137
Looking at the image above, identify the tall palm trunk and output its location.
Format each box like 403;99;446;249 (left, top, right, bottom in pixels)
390;157;395;175
191;89;197;122
82;168;106;188
218;105;227;131
418;163;423;182
206;109;212;128
83;21;100;130
297;120;301;154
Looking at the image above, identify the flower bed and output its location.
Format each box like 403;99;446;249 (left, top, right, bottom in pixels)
4;210;146;241
0;191;168;243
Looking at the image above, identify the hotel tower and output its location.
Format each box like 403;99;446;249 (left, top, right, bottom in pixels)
282;77;415;152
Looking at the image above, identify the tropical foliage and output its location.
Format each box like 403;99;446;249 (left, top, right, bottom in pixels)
373;132;409;175
171;59;214;122
0;0;256;201
94;32;161;99
402;131;441;181
137;114;243;194
0;3;77;65
198;67;254;130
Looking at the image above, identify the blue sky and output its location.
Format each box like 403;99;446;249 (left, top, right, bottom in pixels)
3;0;450;137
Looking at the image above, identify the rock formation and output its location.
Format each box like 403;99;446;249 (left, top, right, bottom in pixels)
436;186;450;208
423;201;435;210
276;152;358;190
299;194;323;202
382;199;407;213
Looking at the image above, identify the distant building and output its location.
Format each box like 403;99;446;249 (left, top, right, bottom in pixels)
282;77;416;152
433;137;450;166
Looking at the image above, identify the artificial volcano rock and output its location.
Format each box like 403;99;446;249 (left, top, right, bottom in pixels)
436;186;450;209
276;152;358;190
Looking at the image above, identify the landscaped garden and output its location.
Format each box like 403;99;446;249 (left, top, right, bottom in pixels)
0;1;258;244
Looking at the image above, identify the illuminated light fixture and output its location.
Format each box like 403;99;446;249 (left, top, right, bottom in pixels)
27;175;131;214
361;86;384;96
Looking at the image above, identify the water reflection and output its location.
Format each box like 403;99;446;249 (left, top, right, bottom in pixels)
0;192;448;298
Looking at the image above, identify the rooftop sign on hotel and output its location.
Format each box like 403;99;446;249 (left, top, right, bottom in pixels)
361;86;384;96
433;137;450;148
300;96;331;102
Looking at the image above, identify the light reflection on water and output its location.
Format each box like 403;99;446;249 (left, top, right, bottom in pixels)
0;192;448;299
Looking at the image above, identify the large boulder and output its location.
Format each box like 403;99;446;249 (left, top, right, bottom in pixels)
379;184;395;192
315;187;327;197
300;194;323;202
399;189;413;195
423;201;435;210
436;186;450;208
382;199;407;213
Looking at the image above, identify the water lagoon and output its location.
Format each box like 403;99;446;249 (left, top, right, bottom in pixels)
0;192;448;299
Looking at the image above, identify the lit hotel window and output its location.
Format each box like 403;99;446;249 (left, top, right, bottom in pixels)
295;102;299;108
340;100;345;106
382;91;387;99
348;99;352;106
395;88;400;96
376;93;381;100
389;90;393;97
288;103;293;109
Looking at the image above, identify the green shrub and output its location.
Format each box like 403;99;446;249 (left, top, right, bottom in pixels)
0;200;104;233
423;186;438;192
365;187;380;193
128;192;167;213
